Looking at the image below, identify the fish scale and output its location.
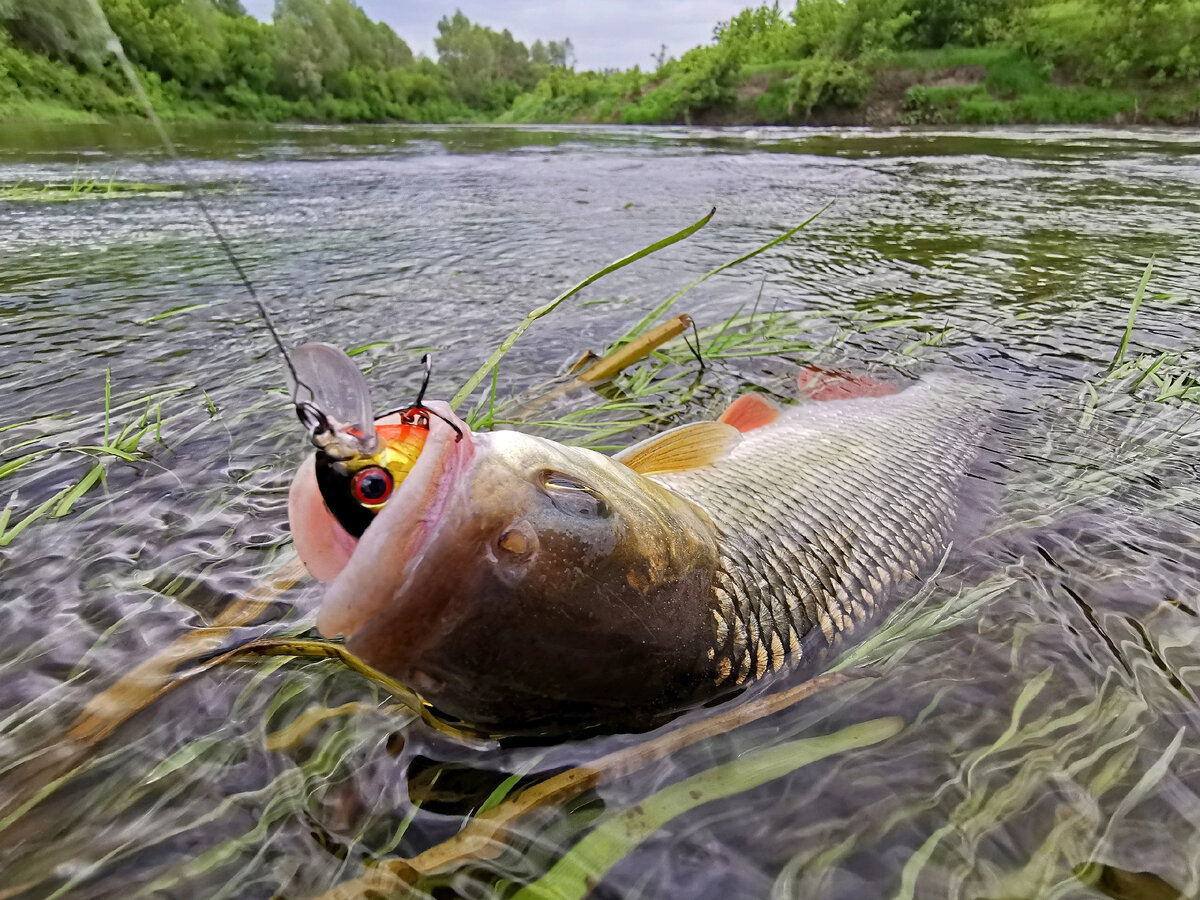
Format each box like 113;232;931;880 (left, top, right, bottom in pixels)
652;376;988;687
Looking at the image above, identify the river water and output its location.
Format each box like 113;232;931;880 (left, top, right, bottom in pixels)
1;123;1199;899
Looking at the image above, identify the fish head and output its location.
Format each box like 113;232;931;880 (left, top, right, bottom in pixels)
291;412;722;735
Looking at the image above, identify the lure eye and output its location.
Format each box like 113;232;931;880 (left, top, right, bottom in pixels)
352;467;394;505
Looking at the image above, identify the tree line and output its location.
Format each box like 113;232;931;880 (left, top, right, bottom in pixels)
0;0;575;121
2;0;1199;125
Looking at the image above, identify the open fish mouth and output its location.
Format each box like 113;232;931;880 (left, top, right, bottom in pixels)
296;401;475;639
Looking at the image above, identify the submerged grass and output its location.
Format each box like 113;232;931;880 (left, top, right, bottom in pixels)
0;176;187;202
1094;261;1200;406
0;369;187;549
450;207;716;410
514;717;905;900
4;216;1199;899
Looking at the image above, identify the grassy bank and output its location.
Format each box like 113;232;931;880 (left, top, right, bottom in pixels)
869;47;1199;126
3;0;1200;128
501;48;1200;128
6;44;1198;129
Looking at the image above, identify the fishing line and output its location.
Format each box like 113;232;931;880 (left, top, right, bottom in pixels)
84;0;306;401
681;317;705;373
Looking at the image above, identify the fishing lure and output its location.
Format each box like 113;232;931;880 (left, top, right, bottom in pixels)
286;342;461;539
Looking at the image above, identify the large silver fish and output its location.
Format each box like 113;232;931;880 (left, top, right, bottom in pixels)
288;353;989;737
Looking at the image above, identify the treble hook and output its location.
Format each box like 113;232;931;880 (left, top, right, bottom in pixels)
379;354;464;442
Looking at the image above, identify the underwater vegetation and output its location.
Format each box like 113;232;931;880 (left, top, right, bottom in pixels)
1;189;1197;897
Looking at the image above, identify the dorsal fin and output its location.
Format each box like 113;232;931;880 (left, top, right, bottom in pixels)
718;392;781;432
797;365;900;401
614;421;742;476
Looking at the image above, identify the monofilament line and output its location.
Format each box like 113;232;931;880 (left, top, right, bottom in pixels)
84;0;301;390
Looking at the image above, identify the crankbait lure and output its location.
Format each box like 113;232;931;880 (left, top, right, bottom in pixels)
286;343;460;539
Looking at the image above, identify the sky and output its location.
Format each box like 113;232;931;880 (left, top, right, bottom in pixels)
240;1;753;71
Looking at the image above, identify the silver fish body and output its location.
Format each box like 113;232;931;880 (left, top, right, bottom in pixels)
654;376;987;690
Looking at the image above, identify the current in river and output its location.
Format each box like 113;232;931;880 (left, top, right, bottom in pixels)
1;123;1199;899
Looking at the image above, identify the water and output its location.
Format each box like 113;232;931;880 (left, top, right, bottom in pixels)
1;123;1198;899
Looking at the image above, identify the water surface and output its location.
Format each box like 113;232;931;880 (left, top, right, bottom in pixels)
1;123;1198;899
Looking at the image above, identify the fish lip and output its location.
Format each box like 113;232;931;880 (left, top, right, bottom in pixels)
315;401;475;639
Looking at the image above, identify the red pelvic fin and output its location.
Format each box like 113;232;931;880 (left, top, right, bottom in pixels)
718;392;781;432
797;365;900;402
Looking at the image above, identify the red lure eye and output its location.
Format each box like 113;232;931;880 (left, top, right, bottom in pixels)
352;467;393;505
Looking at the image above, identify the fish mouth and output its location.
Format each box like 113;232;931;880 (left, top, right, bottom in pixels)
314;401;475;639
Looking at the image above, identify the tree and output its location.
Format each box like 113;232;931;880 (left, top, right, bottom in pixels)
531;36;573;68
101;0;229;89
1;0;110;64
435;10;535;108
273;0;348;96
905;0;1008;47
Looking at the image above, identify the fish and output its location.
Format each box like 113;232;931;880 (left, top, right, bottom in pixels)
287;347;992;737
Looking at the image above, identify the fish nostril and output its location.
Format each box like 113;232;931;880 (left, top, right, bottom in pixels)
498;521;538;557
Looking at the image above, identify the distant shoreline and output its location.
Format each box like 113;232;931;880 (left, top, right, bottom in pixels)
5;55;1197;130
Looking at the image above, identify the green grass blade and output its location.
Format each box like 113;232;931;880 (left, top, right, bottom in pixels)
476;773;523;817
140;302;213;324
618;202;830;345
103;367;112;447
1109;260;1153;371
0;485;73;547
0;452;46;480
52;463;105;518
74;445;140;461
346;342;392;356
1128;351;1172;393
514;716;903;900
449;208;716;410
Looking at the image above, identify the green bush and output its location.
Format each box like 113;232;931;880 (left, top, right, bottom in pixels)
1140;86;1200;121
957;93;1013;123
980;51;1051;96
902;83;980;122
791;55;871;115
1016;0;1200;84
904;0;1010;47
754;78;793;120
503;68;625;123
622;83;683;123
673;44;742;115
1010;86;1135;122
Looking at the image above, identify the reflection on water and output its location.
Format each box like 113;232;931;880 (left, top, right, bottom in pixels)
0;123;1198;899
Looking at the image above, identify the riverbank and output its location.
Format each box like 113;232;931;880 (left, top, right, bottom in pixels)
5;47;1198;130
4;0;1200;130
500;47;1200;128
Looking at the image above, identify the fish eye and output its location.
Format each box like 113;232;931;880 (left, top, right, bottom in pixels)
540;471;609;518
352;466;393;505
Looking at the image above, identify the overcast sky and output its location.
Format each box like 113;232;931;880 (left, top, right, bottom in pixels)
241;1;751;71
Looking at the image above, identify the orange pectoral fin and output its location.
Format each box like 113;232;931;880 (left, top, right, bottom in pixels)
797;365;900;402
718;392;782;432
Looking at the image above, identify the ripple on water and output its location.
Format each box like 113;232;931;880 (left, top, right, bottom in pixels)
0;124;1199;899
